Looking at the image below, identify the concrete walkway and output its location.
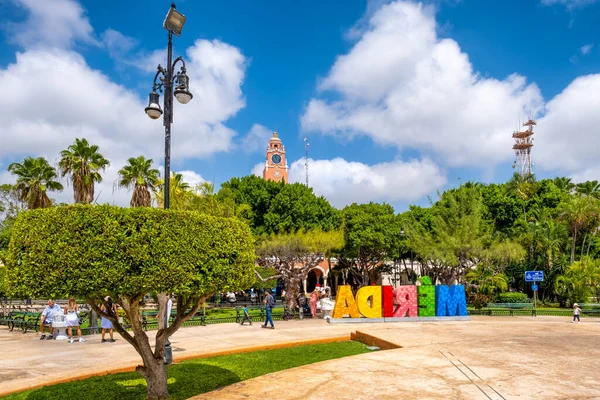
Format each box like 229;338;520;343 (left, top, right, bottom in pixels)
1;316;599;399
191;316;600;400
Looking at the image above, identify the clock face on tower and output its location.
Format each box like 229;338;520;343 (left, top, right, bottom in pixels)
271;154;282;164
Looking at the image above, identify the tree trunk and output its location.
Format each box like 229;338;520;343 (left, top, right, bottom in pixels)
571;228;577;264
581;232;587;257
137;353;169;400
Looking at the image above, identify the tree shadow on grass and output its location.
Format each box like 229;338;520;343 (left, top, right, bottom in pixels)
11;364;240;400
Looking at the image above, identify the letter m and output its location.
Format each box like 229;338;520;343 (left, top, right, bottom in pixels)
435;285;467;317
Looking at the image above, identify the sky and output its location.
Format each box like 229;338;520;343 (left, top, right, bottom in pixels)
0;0;599;211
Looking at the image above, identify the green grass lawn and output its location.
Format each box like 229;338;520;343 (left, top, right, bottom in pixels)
3;341;370;400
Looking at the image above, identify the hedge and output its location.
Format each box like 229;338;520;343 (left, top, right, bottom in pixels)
495;292;529;303
5;205;256;299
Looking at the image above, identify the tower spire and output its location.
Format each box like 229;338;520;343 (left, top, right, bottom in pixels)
512;118;535;178
304;136;310;186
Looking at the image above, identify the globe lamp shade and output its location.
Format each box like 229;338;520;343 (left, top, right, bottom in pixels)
145;91;163;119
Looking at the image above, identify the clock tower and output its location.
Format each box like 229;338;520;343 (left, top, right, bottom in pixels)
263;131;288;183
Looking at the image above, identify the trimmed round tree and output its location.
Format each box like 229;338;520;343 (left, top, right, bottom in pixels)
5;205;255;400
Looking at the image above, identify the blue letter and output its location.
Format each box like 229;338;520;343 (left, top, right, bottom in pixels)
435;285;467;317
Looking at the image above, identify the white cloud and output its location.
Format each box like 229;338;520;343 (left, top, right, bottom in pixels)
290;157;446;207
535;74;600;174
580;43;594;55
541;0;599;10
5;0;98;49
251;162;265;177
241;124;273;153
0;3;248;206
177;170;206;188
101;28;138;59
248;156;446;207
301;1;543;167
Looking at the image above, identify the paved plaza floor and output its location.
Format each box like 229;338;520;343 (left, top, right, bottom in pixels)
1;316;599;399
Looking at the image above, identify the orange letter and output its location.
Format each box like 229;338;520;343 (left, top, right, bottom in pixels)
332;285;359;318
356;286;382;318
393;286;418;317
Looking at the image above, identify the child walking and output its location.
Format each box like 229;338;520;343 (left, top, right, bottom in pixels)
240;306;252;325
65;298;85;343
572;303;581;323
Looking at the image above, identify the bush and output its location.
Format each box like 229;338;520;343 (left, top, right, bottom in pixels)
467;292;492;309
495;292;529;303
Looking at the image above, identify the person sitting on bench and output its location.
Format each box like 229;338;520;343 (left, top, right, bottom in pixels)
40;299;62;340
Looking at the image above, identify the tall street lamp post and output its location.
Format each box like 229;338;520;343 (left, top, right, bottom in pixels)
144;2;193;365
145;2;193;209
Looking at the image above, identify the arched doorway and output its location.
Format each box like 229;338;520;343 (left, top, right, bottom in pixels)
306;269;324;293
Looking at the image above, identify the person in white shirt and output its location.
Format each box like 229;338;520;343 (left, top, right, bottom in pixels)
40;299;62;340
572;303;581;323
64;298;85;343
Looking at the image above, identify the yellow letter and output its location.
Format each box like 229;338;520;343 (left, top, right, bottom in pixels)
332;285;360;318
356;286;382;318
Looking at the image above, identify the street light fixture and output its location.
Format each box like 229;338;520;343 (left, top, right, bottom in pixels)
145;2;192;366
145;2;193;210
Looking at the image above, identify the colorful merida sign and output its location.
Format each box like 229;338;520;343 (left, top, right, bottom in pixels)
332;277;468;320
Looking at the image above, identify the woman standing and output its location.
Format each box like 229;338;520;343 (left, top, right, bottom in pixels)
64;298;85;343
101;296;118;343
309;289;320;319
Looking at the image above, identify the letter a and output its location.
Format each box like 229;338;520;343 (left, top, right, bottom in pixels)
393;286;418;317
332;285;360;318
356;286;382;318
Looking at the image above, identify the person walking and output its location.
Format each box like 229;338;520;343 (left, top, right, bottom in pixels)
261;290;275;329
572;303;581;323
65;298;85;343
240;305;253;325
101;296;118;342
309;288;320;319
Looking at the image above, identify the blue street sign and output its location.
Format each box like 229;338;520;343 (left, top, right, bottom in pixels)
525;271;544;282
532;284;538;291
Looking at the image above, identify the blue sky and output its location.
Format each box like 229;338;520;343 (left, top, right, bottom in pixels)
0;0;599;210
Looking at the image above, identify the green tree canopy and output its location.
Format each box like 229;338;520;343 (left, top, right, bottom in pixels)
219;176;339;236
5;205;255;400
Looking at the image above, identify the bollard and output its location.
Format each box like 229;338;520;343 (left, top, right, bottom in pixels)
164;338;173;365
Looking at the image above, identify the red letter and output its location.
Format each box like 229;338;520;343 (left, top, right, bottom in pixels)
393;286;418;317
382;285;394;317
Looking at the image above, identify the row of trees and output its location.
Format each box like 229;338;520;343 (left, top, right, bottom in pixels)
3;138;600;306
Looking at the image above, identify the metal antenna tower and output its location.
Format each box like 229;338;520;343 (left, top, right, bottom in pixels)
512;118;535;177
304;136;310;186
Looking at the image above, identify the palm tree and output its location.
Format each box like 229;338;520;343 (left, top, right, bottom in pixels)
576;180;600;199
506;172;535;221
559;196;593;264
153;172;191;209
118;156;160;207
58;138;110;204
465;264;508;296
553;177;575;194
7;157;63;209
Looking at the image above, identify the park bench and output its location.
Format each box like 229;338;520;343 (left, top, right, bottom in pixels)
0;309;16;326
580;304;600;317
487;303;533;309
484;303;533;316
6;311;41;333
235;306;265;323
141;309;206;330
